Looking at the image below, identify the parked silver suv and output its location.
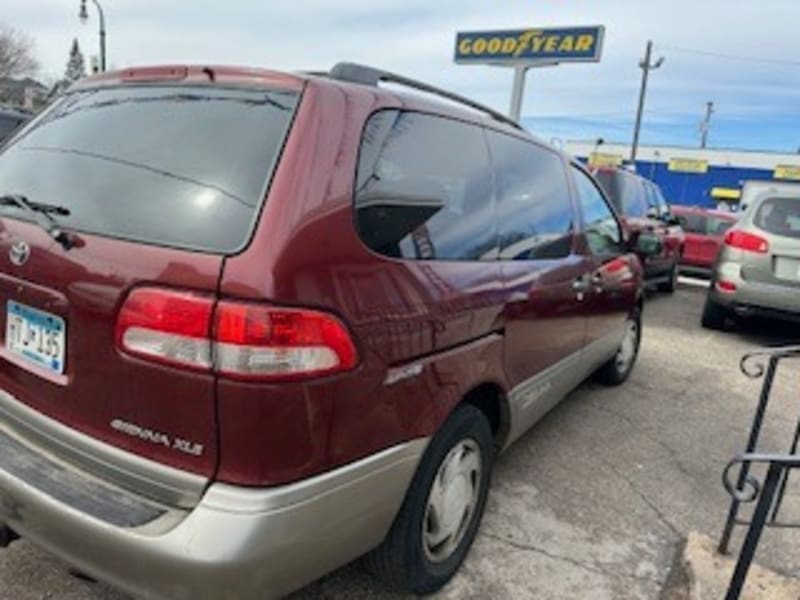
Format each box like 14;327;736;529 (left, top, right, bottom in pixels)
702;180;800;329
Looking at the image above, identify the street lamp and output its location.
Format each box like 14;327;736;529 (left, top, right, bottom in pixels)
79;0;106;72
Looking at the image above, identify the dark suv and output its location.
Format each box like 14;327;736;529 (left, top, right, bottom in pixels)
593;167;685;292
0;64;650;599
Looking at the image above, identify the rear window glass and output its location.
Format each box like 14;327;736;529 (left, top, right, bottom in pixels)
754;197;800;239
0;116;23;140
594;170;647;218
677;212;735;236
0;86;299;252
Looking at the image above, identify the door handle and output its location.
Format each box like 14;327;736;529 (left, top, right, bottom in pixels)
573;277;587;301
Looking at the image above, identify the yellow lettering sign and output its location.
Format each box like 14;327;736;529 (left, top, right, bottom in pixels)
558;36;575;52
575;35;594;52
668;158;708;174
502;37;518;53
774;165;800;180
544;36;559;52
472;38;487;54
458;38;472;55
589;153;623;168
487;37;502;54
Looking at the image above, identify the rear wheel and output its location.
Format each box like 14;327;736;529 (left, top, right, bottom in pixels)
657;261;679;293
596;308;642;385
701;295;728;330
364;404;493;594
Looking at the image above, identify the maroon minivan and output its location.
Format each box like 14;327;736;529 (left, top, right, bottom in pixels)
0;63;650;598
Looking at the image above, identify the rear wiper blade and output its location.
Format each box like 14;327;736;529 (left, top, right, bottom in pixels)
0;194;74;250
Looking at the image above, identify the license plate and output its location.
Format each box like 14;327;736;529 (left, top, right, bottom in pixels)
5;301;66;374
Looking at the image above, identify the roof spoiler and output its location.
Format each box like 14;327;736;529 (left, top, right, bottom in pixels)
323;62;522;131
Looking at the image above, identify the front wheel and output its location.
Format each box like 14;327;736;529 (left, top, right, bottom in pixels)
364;404;494;595
596;308;642;385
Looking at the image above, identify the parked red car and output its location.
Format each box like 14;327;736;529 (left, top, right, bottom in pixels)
672;205;737;276
0;63;653;599
593;167;686;292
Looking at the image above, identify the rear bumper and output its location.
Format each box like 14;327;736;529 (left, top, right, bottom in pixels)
710;260;800;318
0;414;428;599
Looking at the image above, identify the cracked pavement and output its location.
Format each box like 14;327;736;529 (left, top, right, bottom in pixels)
2;281;799;599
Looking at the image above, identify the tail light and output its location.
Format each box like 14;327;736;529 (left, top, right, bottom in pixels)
214;301;358;381
724;230;769;254
116;288;358;381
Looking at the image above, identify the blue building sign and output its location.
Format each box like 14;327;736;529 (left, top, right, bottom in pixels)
455;26;605;65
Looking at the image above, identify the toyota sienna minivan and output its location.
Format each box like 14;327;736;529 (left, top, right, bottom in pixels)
0;63;652;599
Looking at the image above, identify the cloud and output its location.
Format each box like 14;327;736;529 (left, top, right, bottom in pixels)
4;0;799;150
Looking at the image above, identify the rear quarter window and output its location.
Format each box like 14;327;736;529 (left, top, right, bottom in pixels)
354;110;496;260
0;86;299;253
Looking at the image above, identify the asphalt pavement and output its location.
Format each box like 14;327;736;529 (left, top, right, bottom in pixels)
2;280;799;599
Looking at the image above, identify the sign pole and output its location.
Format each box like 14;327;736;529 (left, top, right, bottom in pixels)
509;66;529;122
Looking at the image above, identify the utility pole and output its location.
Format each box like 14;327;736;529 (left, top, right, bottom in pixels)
630;40;665;164
699;101;714;149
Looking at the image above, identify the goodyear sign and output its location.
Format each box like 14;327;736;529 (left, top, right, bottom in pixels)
455;26;605;65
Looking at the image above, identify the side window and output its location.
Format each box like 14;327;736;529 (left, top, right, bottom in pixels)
487;131;574;260
618;172;648;218
572;166;623;256
0;116;20;140
354;110;496;260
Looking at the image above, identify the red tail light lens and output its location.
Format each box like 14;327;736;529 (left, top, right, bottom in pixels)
724;230;769;253
115;288;214;370
214;302;358;381
116;288;358;381
716;280;737;293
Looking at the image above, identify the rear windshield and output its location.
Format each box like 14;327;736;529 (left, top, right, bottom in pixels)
0;85;299;252
676;212;735;236
593;170;647;218
754;197;800;239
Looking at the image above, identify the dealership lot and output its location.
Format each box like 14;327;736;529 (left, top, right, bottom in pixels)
2;281;798;600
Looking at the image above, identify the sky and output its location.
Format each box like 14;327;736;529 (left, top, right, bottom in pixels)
5;0;800;153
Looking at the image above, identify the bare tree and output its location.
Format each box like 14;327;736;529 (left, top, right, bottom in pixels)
0;24;39;80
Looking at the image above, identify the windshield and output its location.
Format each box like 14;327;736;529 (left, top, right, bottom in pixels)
0;85;299;252
754;196;800;239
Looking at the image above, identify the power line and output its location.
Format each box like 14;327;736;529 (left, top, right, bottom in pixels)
658;45;800;67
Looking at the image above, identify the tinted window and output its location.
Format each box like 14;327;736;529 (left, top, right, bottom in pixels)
488;132;573;260
676;213;706;233
0;86;299;252
595;170;647;218
0;116;21;140
572;167;622;256
754;197;800;239
355;110;495;260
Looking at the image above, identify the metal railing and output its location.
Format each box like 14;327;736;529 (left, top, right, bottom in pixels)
717;345;800;600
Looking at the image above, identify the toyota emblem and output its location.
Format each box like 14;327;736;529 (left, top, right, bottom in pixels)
9;241;30;266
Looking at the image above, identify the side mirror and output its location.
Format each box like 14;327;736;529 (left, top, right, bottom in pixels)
634;231;663;257
646;206;659;219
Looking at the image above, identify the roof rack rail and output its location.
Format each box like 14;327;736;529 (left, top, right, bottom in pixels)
328;62;523;131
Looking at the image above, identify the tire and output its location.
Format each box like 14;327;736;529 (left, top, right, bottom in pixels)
657;261;679;293
596;308;642;386
701;295;728;330
364;404;494;595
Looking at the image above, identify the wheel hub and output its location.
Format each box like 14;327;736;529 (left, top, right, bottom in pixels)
423;439;482;563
